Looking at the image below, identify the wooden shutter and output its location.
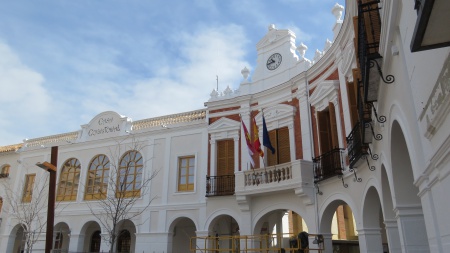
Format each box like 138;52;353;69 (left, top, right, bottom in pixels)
267;127;291;166
267;130;277;166
278;127;291;164
347;81;358;127
318;111;332;153
329;103;339;149
217;140;234;176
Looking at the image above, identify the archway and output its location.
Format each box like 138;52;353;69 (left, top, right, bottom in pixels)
79;221;102;252
320;200;359;253
390;121;429;252
381;165;401;253
207;214;240;252
361;186;388;252
6;224;26;253
253;209;309;251
115;219;136;253
169;217;196;253
54;222;70;251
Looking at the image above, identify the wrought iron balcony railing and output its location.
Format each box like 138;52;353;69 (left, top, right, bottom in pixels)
357;0;394;103
206;175;235;197
347;122;368;169
0;173;9;178
313;148;345;183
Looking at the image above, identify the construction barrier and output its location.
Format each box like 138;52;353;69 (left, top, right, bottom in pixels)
190;233;325;253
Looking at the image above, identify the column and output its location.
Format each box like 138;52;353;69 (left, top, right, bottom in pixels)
195;230;210;252
240;110;253;170
99;232;111;253
210;138;217;177
234;136;240;173
239;211;252;251
68;233;84;252
313;233;332;253
357;228;383;253
288;123;296;162
335;48;353;136
395;206;430;253
384;219;402;253
332;98;344;148
297;85;313;160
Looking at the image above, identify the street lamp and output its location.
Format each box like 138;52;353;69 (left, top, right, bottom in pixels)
36;146;58;253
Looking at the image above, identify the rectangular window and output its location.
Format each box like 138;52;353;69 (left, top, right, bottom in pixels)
0;197;3;214
22;174;36;203
178;156;195;192
267;127;291;166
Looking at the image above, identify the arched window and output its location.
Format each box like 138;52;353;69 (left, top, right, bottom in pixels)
90;230;101;252
57;158;81;201
117;150;143;198
0;164;10;178
117;230;131;253
85;155;110;200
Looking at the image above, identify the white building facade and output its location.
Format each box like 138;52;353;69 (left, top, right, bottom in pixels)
1;0;449;252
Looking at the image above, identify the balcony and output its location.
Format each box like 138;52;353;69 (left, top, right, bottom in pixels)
235;160;314;198
0;173;9;178
313;148;345;183
357;0;393;103
206;175;235;197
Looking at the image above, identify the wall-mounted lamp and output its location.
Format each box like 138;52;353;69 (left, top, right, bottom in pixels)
36;162;56;172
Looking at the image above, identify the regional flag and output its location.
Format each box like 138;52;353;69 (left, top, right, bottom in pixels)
263;114;275;154
253;118;264;157
241;119;255;167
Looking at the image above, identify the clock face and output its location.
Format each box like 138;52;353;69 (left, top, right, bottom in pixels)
266;53;282;70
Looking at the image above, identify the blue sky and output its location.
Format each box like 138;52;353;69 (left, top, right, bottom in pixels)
0;0;344;146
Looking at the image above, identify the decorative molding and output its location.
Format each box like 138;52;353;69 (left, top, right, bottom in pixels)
419;52;450;139
254;104;296;131
309;80;340;111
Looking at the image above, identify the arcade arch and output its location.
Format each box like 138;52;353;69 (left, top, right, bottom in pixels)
390;121;429;252
79;221;102;252
169;217;197;253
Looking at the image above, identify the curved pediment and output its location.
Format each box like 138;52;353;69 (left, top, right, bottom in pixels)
254;104;296;124
80;111;132;141
256;28;296;50
309;80;339;111
208;117;240;133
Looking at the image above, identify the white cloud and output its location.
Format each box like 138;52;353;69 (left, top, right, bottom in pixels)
0;42;51;145
110;25;249;120
67;24;251;123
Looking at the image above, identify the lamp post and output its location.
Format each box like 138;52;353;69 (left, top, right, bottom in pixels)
36;146;58;253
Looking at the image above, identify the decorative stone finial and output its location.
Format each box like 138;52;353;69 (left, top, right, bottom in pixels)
324;39;333;52
268;24;276;31
210;89;219;99
297;43;308;58
313;49;322;62
332;3;344;21
241;66;250;81
223;86;233;96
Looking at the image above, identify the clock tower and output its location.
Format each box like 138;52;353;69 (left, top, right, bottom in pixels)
239;24;310;95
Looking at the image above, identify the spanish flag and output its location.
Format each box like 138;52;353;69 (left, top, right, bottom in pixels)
241;119;255;167
253;118;264;157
